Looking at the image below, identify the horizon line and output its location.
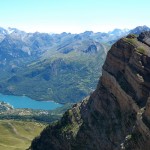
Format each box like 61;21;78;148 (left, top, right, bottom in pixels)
1;25;149;34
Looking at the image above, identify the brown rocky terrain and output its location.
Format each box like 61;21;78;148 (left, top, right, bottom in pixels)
29;32;150;150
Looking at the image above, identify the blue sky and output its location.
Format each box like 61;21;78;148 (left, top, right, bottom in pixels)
0;0;150;33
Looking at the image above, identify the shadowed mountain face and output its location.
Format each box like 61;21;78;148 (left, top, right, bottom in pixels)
29;32;150;150
0;26;149;103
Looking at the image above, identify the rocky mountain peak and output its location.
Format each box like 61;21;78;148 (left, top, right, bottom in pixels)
29;32;150;150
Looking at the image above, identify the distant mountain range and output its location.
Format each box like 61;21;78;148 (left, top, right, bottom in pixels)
0;25;149;103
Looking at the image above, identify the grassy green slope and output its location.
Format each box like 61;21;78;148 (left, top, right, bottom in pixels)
0;120;46;150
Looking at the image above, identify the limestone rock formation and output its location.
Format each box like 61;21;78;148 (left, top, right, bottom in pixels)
29;32;150;150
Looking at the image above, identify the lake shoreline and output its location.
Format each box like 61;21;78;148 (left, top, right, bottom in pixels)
0;91;67;105
0;91;66;105
0;93;62;110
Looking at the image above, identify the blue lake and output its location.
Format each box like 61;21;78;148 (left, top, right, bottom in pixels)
0;93;62;110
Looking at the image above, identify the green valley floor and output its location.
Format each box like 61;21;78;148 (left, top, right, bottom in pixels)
0;120;46;150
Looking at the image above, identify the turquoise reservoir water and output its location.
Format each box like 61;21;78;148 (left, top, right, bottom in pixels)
0;93;62;110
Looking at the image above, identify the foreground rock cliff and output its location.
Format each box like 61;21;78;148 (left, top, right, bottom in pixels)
29;32;150;150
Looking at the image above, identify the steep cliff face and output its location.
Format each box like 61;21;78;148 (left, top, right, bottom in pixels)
29;32;150;150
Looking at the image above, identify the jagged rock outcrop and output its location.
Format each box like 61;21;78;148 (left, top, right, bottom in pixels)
138;31;150;46
29;32;150;150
